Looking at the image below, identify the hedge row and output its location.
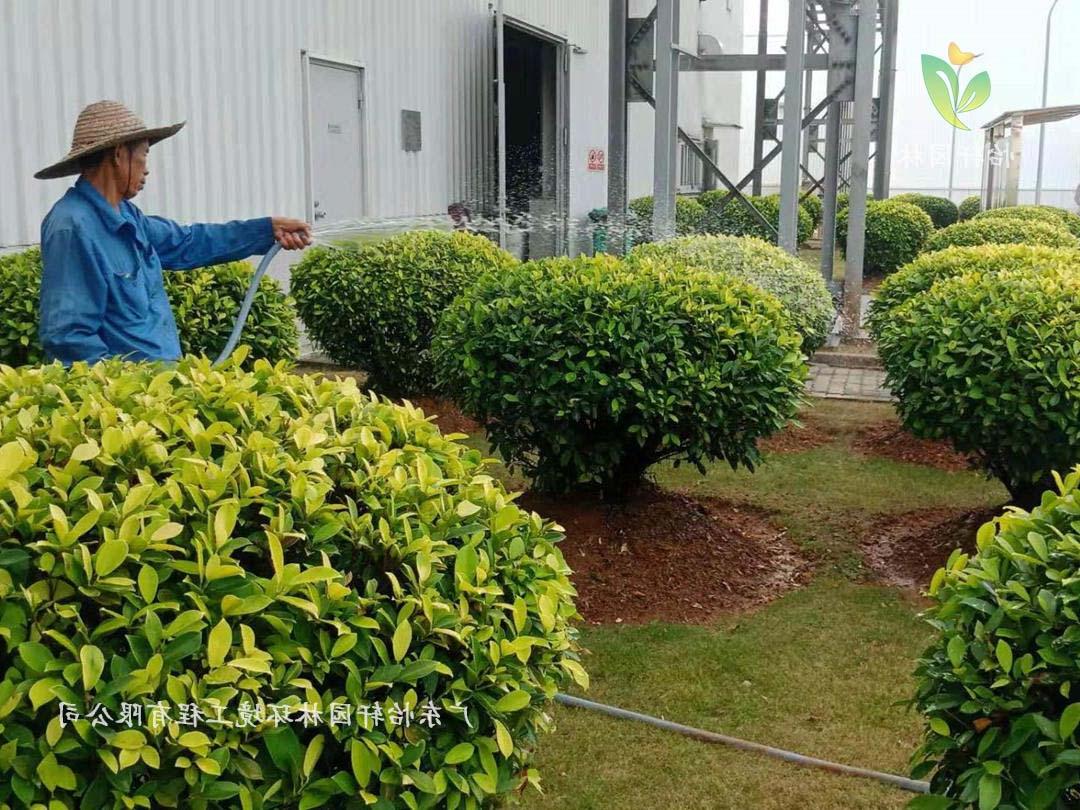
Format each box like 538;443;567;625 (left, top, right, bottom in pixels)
837;200;934;275
0;248;297;367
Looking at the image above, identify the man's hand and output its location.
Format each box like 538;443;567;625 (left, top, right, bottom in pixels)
271;217;313;250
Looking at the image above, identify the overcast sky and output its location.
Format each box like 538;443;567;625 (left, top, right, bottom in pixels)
739;0;1080;202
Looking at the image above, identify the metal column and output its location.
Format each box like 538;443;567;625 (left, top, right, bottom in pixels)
752;0;769;197
820;99;842;283
608;0;628;254
842;0;877;339
873;0;898;199
778;0;807;253
652;0;680;240
496;0;508;248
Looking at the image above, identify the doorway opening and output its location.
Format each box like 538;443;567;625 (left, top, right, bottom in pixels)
501;23;568;258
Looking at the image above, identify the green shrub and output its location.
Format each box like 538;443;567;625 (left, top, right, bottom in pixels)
699;193;813;246
433;254;807;499
631;234;835;353
911;468;1080;808
164;261;298;365
923;218;1080;253
0;248;44;366
957;196;981;221
290;231;517;397
891;194;959;229
837;200;934;275
0;354;583;809
0;249;297;368
875;266;1080;507
869;244;1080;324
799;193;823;229
974;205;1080;238
626;196;705;245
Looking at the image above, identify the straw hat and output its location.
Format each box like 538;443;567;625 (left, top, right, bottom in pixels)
34;100;184;180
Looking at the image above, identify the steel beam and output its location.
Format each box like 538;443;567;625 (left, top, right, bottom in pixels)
608;0;629;254
752;0;769;196
652;0;680;240
820;98;842;282
681;53;830;71
873;0;897;198
842;0;877;339
779;0;807;253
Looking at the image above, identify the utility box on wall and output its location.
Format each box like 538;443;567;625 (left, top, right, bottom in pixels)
401;109;422;152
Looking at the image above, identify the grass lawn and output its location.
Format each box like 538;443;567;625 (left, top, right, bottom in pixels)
460;398;1006;809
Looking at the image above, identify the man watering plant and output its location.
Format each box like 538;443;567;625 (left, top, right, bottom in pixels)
35;100;312;366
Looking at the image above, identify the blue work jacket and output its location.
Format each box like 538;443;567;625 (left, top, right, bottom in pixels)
39;176;275;365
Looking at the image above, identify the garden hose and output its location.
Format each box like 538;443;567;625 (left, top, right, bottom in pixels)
214;244;930;799
554;694;930;794
212;242;282;366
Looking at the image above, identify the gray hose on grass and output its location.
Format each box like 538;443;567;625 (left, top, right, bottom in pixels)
554;693;930;795
212;242;282;367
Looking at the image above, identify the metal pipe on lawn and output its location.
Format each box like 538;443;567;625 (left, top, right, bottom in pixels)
212;243;282;367
554;694;931;795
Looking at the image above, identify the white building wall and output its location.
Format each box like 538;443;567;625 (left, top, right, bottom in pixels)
0;0;610;255
626;0;745;200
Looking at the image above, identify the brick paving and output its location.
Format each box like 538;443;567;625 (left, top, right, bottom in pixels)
806;363;891;402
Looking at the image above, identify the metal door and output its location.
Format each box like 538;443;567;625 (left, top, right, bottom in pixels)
306;59;364;226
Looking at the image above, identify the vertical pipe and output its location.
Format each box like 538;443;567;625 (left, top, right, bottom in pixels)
608;0;628;254
820;99;842;283
842;0;877;339
496;0;508;248
652;0;680;240
873;0;898;199
1035;0;1060;205
778;0;806;253
752;0;769;196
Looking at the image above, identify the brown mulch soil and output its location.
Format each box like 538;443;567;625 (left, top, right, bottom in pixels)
759;417;836;454
519;485;809;625
861;505;1005;590
854;420;976;472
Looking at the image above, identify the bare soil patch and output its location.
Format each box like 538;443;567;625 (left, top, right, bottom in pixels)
854;420;976;472
520;485;809;625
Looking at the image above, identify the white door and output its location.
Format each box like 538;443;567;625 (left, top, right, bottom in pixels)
308;60;364;226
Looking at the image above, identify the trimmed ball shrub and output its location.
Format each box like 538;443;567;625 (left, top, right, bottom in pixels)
0;354;583;809
923;218;1080;253
0;248;44;367
631;234;835;353
432;254;807;499
891;194;959;229
869;244;1080;325
164;262;298;365
912;469;1080;808
290;231;517;397
837;200;934;275
957;195;981;221
0;248;297;368
627;196;706;245
875;265;1080;507
974;205;1080;239
699;192;813;246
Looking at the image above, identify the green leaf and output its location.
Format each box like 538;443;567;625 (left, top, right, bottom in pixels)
350;740;375;788
444;742;474;765
208;619;232;668
303;734;325;778
138;565;158;603
495;689;531;713
265;725;302;777
995;639;1013;674
947;636;966;668
36;753;76;792
18;641;54;673
494;719;514;757
921;55;967;130
1060;703;1080;740
80;644;105;691
957;71;991;114
95;539;128;578
392;618;413;662
978;773;1001;810
929;717;951;737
